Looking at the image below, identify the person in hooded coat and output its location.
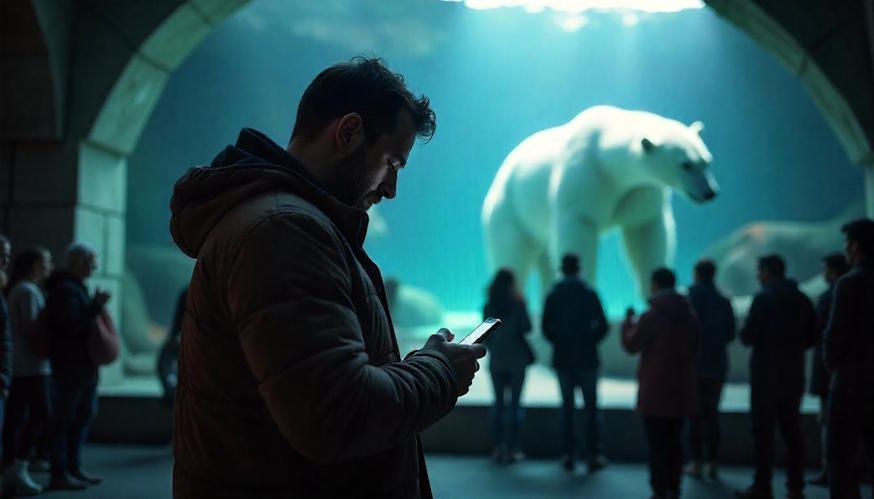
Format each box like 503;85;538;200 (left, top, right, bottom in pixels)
736;254;818;499
824;219;874;499
685;259;735;480
169;58;485;499
622;267;699;499
807;252;848;487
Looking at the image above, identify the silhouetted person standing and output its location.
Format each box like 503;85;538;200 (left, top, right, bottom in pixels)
622;268;699;499
2;247;53;496
737;255;817;499
169;58;485;499
542;253;609;473
824;219;874;499
0;235;12;466
807;252;849;488
43;243;109;491
685;259;735;480
483;269;534;464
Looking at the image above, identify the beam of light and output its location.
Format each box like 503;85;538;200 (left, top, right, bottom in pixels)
439;0;704;13
557;14;589;32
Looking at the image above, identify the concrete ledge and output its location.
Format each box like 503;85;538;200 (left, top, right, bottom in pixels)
90;394;822;467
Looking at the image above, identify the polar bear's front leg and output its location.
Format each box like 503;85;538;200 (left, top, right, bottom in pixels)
551;213;600;288
621;210;677;298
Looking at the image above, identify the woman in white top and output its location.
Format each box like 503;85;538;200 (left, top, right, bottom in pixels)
2;247;53;496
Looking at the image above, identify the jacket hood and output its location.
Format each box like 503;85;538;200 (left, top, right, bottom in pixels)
169;128;369;258
648;290;693;319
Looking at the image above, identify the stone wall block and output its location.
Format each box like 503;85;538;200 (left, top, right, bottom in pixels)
8;205;76;260
12;142;79;204
78;141;127;213
105;213;126;278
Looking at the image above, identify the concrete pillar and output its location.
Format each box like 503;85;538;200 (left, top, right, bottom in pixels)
0;139;127;385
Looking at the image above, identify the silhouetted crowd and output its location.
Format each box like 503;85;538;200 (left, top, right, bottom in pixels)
481;218;874;499
0;237;112;496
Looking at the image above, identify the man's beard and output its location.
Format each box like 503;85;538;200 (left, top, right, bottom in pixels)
330;144;374;209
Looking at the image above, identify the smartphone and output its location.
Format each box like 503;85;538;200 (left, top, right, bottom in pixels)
459;317;502;345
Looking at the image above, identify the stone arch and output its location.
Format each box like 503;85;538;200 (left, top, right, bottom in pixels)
86;0;251;155
705;0;873;166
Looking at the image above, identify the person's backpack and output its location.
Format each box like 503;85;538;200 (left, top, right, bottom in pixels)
88;309;120;366
26;308;51;358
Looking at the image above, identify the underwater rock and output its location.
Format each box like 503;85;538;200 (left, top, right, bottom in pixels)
385;278;443;328
126;244;195;329
118;244;195;376
483;105;718;300
122;268;157;354
704;202;864;297
120;267;172;376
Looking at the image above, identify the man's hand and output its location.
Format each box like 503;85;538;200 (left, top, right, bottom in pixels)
94;288;112;307
420;328;487;396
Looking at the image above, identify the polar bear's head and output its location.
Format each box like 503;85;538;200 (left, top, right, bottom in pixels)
640;121;718;203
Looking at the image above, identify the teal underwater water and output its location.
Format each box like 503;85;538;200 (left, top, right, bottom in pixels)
128;0;863;326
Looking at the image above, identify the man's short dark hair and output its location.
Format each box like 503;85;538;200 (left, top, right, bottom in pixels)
694;259;716;283
841;218;874;258
561;253;580;276
758;254;786;278
822;252;850;275
291;57;436;143
651;267;676;290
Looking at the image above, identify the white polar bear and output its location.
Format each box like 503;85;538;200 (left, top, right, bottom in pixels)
482;105;719;299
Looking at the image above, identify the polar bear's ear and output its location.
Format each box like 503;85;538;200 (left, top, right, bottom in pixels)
689;121;705;135
641;137;657;153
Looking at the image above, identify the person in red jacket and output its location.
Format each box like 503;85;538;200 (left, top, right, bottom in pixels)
622;267;700;499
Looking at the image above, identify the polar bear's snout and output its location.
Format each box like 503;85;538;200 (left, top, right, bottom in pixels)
683;169;719;203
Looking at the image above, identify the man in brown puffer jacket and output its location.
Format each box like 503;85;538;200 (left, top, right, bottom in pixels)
169;58;486;499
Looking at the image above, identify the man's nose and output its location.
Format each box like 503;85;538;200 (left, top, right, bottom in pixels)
382;173;397;199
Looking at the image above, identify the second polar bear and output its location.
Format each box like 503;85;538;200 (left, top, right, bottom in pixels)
482;105;719;298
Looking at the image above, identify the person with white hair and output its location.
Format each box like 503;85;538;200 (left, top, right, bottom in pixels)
42;242;110;491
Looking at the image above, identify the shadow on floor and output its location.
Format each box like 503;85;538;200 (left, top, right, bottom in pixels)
22;446;871;499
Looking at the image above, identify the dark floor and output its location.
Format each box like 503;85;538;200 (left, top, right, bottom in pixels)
17;445;871;499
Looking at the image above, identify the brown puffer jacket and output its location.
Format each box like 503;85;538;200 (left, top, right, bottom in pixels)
169;128;458;499
621;290;700;419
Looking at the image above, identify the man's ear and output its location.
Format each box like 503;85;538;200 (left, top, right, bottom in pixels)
335;113;365;153
641;137;657;153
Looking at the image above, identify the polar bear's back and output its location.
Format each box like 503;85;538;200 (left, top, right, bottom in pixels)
482;125;571;238
482;106;679;236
